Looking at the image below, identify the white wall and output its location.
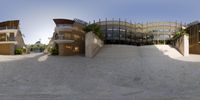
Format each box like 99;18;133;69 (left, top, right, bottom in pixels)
174;35;189;56
85;32;104;58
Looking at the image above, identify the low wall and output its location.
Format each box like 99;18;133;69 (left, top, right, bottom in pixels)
0;43;15;55
85;32;104;58
173;35;189;56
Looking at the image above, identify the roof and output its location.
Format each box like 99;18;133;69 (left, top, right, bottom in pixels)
0;20;19;27
187;21;200;27
53;19;75;25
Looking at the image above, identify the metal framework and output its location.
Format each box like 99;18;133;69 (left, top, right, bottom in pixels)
96;19;182;45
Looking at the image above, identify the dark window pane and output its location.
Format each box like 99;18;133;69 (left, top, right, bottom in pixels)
9;33;15;41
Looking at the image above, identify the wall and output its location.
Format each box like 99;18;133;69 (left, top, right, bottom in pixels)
0;43;14;55
173;35;189;56
15;30;25;49
186;23;200;54
189;45;200;54
85;32;104;58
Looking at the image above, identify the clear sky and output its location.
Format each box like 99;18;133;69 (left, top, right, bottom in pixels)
0;0;199;44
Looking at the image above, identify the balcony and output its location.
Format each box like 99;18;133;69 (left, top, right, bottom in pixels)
55;25;73;32
54;35;74;43
0;26;18;30
55;35;65;40
0;33;16;42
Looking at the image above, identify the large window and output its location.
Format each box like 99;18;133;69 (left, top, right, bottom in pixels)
64;33;72;39
199;29;200;42
107;30;113;40
9;33;15;41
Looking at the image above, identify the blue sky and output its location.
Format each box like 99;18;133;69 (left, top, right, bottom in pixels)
0;0;199;44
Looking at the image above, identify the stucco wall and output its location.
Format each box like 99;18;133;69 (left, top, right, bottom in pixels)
173;35;189;56
85;32;104;58
15;30;25;49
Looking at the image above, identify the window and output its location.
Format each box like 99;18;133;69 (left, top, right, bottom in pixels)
0;33;6;41
199;29;200;42
74;47;79;52
64;33;71;39
54;33;58;39
9;33;15;41
65;45;72;49
199;25;200;42
74;34;80;40
58;35;64;40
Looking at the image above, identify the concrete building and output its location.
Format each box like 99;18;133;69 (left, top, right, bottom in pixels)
0;20;26;55
50;19;87;56
48;18;186;56
186;21;200;54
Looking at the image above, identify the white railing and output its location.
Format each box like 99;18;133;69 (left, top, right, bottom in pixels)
0;26;18;30
55;35;64;40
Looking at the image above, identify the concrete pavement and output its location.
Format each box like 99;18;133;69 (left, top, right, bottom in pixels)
0;45;200;100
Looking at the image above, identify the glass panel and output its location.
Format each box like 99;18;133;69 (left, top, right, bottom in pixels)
199;30;200;42
9;33;15;41
199;25;200;42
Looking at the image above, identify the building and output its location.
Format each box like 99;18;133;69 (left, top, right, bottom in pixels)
48;18;185;56
28;40;46;53
186;21;200;54
50;19;87;56
96;19;182;45
0;20;26;55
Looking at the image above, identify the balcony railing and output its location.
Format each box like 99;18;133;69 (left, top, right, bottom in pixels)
0;26;18;30
0;34;16;42
55;35;65;40
54;34;75;43
55;25;73;31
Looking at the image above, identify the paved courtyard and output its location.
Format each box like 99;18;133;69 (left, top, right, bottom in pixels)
0;45;200;100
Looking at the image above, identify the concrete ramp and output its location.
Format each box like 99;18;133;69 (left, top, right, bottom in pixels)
97;45;182;58
93;45;200;99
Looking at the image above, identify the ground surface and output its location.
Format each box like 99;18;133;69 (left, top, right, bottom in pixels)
0;45;200;100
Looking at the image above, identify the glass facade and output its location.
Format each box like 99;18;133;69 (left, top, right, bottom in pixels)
96;20;182;45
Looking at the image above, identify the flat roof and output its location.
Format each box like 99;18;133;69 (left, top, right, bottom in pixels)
53;19;75;25
0;20;19;27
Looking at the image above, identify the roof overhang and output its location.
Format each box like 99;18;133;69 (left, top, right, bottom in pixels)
53;19;75;25
0;20;19;28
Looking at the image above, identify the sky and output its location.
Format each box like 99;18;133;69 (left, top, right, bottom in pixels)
0;0;200;44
